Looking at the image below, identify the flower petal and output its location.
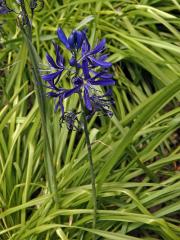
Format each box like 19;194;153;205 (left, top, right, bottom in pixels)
46;53;57;69
82;38;90;55
52;42;64;67
92;71;113;80
76;31;84;49
88;39;106;55
84;86;92;111
98;54;108;62
90;79;115;86
69;56;76;66
100;73;113;79
82;59;90;79
89;56;112;68
57;28;70;49
55;95;64;116
64;87;79;98
68;31;75;49
42;70;63;81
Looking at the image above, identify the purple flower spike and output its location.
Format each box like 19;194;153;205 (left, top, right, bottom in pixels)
41;27;114;123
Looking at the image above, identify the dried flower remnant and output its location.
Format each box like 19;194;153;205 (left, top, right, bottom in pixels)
90;89;114;117
59;111;82;131
0;0;12;14
30;0;44;17
0;0;44;17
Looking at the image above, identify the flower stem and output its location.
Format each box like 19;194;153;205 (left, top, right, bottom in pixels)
79;92;97;232
19;0;59;205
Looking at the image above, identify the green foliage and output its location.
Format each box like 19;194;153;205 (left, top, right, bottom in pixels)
0;0;180;239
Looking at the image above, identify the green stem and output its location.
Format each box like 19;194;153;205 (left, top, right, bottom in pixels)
19;1;59;205
79;92;97;231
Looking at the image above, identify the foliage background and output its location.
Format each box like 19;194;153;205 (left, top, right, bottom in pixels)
0;0;180;239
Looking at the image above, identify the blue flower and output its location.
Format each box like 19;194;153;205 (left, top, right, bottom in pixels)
81;59;115;110
41;27;115;121
42;42;64;89
57;28;85;51
47;86;80;117
81;38;112;68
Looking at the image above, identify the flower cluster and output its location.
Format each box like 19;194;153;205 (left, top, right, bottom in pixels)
41;28;115;126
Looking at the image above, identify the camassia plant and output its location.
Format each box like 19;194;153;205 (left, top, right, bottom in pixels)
1;0;115;235
41;27;115;232
41;28;115;127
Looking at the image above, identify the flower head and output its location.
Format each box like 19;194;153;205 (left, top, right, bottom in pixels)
41;27;115;127
57;28;85;51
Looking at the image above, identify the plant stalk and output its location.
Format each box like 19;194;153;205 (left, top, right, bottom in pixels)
79;92;97;232
19;0;59;205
